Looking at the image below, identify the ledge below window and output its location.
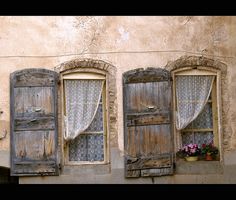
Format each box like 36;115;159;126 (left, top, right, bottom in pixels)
62;163;111;175
175;160;223;174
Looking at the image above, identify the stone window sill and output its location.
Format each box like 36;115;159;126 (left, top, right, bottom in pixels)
175;159;223;174
62;163;111;175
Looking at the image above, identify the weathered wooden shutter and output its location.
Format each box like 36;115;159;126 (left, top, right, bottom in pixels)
10;68;59;176
123;68;174;177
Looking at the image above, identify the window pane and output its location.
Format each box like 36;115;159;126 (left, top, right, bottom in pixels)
69;134;104;161
85;103;103;132
66;80;105;162
69;134;87;161
182;131;213;147
87;134;104;161
194;132;214;147
185;102;213;129
181;132;194;145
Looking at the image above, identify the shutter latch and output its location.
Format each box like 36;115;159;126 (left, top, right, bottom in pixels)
35;108;42;112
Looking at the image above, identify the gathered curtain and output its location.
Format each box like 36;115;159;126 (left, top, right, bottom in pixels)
175;75;215;130
64;79;104;141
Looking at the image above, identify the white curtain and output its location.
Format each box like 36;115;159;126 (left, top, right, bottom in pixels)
64;79;104;141
176;75;215;130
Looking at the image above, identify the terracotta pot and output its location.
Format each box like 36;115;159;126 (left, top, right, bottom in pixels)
185;156;198;161
205;153;213;161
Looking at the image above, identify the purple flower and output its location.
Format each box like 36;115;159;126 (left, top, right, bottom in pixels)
176;143;201;157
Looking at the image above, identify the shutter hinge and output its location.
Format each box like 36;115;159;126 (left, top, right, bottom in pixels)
57;80;61;85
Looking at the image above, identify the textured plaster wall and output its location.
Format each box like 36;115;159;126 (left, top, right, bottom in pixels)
0;16;236;183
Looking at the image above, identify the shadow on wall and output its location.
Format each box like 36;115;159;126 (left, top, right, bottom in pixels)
0;167;18;184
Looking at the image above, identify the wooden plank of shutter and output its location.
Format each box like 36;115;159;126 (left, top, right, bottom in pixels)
123;68;174;177
14;87;54;117
10;68;59;176
14;117;55;131
13;68;55;87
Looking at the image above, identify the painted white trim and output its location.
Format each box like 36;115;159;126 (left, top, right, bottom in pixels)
175;69;217;76
63;72;105;80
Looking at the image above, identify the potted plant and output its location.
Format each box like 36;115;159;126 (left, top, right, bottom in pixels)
201;143;219;161
176;143;201;161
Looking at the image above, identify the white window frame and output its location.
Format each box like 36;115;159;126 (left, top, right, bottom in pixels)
61;72;108;165
172;66;223;161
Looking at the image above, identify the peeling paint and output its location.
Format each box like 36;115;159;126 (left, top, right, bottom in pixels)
213;25;228;42
116;26;129;43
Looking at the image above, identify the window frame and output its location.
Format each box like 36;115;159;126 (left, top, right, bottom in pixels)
172;66;222;161
61;72;109;165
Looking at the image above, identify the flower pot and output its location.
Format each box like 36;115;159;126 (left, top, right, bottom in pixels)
185;156;198;161
205;153;213;161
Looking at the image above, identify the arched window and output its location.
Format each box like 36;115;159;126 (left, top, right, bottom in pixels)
62;72;106;163
173;68;219;152
167;56;227;161
57;59;117;165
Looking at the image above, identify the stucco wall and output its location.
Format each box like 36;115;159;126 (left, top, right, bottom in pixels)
1;16;236;183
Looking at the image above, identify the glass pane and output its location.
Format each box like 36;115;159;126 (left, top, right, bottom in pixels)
85;103;103;132
181;131;213;147
87;134;104;161
68;88;105;162
194;132;214;147
69;134;87;161
185;102;213;129
181;132;194;146
69;134;104;161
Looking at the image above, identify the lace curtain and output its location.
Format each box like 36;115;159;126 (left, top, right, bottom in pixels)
64;79;104;141
175;75;215;130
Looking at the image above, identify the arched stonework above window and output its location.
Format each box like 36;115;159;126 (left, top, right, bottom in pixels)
165;56;227;75
56;59;118;147
57;58;116;76
165;55;231;151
